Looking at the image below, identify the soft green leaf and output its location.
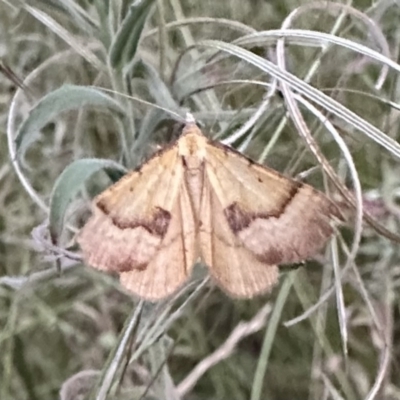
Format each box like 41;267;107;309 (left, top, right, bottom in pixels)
128;59;179;111
49;158;127;243
35;0;99;35
109;0;156;68
15;85;125;160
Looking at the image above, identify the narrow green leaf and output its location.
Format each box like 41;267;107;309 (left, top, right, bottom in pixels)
109;0;156;68
129;59;179;111
15;85;125;159
36;0;99;35
131;108;169;158
49;158;127;243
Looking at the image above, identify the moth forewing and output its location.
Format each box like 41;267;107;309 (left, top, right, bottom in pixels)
202;140;341;267
198;174;280;298
78;138;196;300
119;183;198;300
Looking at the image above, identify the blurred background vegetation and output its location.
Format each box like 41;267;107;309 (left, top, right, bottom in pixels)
1;0;400;399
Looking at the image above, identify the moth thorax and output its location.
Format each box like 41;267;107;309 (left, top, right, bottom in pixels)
178;133;207;168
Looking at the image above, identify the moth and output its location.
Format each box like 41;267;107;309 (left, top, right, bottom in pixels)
78;118;341;300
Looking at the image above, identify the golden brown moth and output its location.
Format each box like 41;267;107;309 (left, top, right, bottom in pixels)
78;119;341;300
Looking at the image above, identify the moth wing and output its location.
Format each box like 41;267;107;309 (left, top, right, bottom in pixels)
198;141;341;297
199;177;279;298
204;142;341;266
78;145;197;300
